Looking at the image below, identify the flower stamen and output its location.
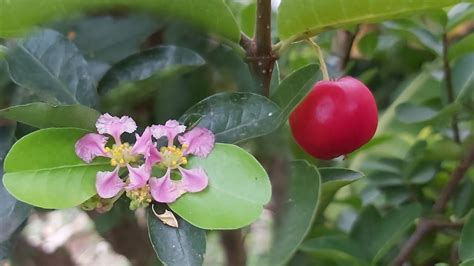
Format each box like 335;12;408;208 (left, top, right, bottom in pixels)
106;143;138;167
159;145;187;169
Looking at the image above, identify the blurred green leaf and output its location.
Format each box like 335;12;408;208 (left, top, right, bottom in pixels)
0;103;99;131
358;32;379;57
449;34;474;61
317;168;364;216
277;0;462;41
384;21;442;55
0;45;6;60
300;235;367;263
460;212;474;261
240;2;256;37
3;128;112;209
447;3;474;31
6;29;98;106
180;92;281;144
367;171;404;187
350;204;421;263
350;72;442;170
54;15;161;63
395;102;438;124
270;64;320;125
453;53;474;103
99;46;205;107
0;125;31;244
395;102;460;124
268;160;321;266
0;0;241;42
147;205;206;266
460;259;474;266
170;144;271;229
453;181;474;218
425;138;463;161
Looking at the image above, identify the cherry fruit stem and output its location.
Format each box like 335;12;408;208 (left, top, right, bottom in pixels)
306;39;330;81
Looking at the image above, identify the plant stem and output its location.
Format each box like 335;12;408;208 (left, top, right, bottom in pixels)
240;0;276;97
391;218;464;266
391;145;474;265
306;39;330;80
443;33;461;143
339;26;359;71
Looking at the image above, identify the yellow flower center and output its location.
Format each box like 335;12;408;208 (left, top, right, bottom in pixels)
126;184;152;210
105;143;137;167
159;145;188;169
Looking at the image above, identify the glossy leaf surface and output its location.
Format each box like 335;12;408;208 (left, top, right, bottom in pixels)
180;93;281;144
3;128;112;209
170;144;271;229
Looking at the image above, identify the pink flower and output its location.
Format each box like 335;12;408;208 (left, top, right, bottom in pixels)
75;115;214;206
149;121;215;203
75;114;158;199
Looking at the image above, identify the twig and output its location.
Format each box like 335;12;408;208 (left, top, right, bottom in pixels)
433;145;474;213
442;33;461;143
240;0;276;96
306;39;330;80
391;145;474;265
339;27;359;71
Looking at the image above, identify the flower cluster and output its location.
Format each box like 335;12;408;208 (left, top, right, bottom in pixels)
75;114;215;209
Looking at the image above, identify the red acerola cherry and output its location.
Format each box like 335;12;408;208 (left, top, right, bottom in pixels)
289;76;378;160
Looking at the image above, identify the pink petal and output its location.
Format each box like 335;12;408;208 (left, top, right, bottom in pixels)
145;144;162;168
75;133;108;163
96;113;137;143
131;127;152;156
149;169;185;203
125;164;150;190
151;120;186;146
96;167;125;198
178;127;215;157
178;167;209;193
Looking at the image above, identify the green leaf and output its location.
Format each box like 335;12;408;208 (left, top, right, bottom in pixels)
300;235;367;263
180;92;281;144
268;160;321;266
454;181;474;218
350;72;443;170
317;168;364;216
270;64;320;126
99;46;205;106
53;15;161;64
277;0;462;41
383;21;442;55
447;3;474;31
358;32;379;57
0;0;240;42
6;29;97;106
0;125;31;243
240;3;257;37
460;212;474;261
461;259;474;266
454;53;474;103
395;102;460;124
0;45;7;60
147;206;206;266
3;128;112;209
449;34;474;61
0;103;100;131
350;204;421;263
169;143;271;230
